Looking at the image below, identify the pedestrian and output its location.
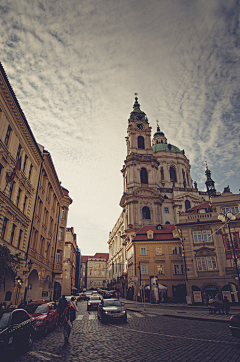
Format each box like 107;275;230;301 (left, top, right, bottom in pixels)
69;297;78;327
58;295;68;320
223;296;231;315
60;303;72;344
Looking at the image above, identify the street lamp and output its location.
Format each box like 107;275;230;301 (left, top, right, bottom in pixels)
218;212;240;286
15;276;23;304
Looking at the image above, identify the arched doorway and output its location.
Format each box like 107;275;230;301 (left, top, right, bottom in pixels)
27;269;39;302
0;269;15;304
203;284;219;299
172;284;186;303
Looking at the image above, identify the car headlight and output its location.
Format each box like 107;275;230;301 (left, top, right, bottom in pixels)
104;310;110;314
120;310;126;314
36;320;45;325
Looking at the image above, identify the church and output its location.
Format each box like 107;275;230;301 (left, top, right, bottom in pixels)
107;97;210;298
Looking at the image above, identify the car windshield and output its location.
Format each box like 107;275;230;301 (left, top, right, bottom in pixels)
0;312;11;329
26;304;48;314
103;300;122;307
90;296;100;300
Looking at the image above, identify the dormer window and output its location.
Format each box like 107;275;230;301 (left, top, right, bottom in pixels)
147;230;154;239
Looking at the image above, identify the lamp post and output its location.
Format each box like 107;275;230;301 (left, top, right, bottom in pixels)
218;212;240;287
15;276;23;305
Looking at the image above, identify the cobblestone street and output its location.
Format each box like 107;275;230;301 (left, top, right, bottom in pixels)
4;301;240;362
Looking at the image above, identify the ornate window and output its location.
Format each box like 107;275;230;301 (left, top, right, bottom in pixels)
193;230;212;243
170;167;177;183
138;136;145;149
196;257;217;271
142;207;150;219
156;247;162;255
140;168;148;184
185;200;191;210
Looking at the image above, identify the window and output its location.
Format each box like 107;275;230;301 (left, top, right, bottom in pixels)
56;250;61;264
172;247;177;255
141;247;146;255
16;144;22;160
193;230;212;243
156;247;162;255
23;154;28;172
222;206;239;214
140;168;148;184
59;227;63;240
179;246;182;255
16;188;22;208
142;207;150;219
196;257;217;271
10;224;16;245
185;200;191;210
137;136;145;149
28;164;33;180
23;196;28;214
174;265;184;274
4;125;12;146
157;265;164;275
164;207;169;214
9;181;15;200
17;229;23;249
141;265;147;275
170;167;177;183
60;207;65;219
2;217;9;239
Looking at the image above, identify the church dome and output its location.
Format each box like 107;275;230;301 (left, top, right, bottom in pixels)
152;143;184;153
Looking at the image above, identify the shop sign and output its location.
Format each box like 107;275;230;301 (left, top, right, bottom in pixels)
42;291;48;297
222;234;233;260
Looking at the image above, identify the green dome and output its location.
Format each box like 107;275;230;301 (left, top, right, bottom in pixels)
153;130;165;137
152;143;184;154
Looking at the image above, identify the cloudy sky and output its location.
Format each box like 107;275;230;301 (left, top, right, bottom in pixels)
1;0;240;255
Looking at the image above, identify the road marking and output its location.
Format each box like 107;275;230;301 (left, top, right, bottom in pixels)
89;314;95;320
109;325;239;345
76;315;84;320
28;351;51;361
38;351;62;358
132;312;144;318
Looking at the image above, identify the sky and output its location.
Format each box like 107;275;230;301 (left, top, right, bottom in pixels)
1;0;240;255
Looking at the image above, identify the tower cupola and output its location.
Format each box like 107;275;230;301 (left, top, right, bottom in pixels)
129;96;147;123
205;164;216;198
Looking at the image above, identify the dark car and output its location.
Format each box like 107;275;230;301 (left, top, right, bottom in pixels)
25;302;58;335
98;299;127;323
230;314;240;338
0;309;35;354
87;296;102;311
102;290;111;299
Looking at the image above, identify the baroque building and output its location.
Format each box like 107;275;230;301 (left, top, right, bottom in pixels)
108;97;209;297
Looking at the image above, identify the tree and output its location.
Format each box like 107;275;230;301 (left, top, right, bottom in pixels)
0;244;22;283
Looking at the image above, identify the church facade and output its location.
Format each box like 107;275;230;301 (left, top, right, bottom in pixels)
107;97;209;296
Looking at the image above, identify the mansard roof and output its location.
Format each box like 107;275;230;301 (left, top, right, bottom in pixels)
132;224;179;241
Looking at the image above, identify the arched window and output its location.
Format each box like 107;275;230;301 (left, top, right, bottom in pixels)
142;207;150;219
170;167;177;183
138;136;145;149
140;168;148;184
165;221;170;224
185;200;191;210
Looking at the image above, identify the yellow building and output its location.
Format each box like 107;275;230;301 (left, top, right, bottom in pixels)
126;224;185;302
177;188;240;304
62;227;77;296
0;62;42;304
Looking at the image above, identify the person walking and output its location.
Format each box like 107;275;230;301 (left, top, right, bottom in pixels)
58;295;68;320
60;303;72;344
69;297;78;327
223;296;231;314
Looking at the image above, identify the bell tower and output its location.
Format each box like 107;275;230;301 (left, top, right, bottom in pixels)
120;97;162;235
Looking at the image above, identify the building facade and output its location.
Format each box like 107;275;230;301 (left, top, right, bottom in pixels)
177;189;240;304
62;227;77;296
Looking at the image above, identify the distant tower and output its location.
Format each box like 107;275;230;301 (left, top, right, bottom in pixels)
205;165;216;198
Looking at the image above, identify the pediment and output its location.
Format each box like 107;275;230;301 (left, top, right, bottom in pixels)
194;247;215;257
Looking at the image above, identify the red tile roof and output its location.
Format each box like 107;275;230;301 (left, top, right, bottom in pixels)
81;256;90;263
132;224;178;242
183;201;211;214
81;253;109;263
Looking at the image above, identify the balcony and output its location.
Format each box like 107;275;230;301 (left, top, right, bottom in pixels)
179;212;217;223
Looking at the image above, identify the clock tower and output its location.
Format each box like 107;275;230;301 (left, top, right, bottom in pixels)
120;97;162;235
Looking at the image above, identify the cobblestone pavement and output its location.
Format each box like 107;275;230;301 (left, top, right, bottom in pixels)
4;301;240;362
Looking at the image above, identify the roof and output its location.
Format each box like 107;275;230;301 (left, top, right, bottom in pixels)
132;224;178;242
81;256;90;263
81;253;109;263
152;143;184;154
182;201;211;215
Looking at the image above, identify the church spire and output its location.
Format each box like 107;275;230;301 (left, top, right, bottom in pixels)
129;94;146;122
205;162;216;198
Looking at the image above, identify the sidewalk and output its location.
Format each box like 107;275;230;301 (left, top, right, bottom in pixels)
120;298;239;324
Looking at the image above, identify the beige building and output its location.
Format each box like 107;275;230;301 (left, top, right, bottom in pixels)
62;227;77;296
80;253;109;290
177;189;240;304
126;224;185;302
0;62;42;305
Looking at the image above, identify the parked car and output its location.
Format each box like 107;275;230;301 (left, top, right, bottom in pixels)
77;292;86;301
87;296;102;311
25;302;58;335
230;314;240;338
102;290;111;299
98;299;127;323
0;309;35;354
85;292;92;301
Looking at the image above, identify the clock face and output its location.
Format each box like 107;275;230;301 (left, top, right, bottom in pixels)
137;123;144;130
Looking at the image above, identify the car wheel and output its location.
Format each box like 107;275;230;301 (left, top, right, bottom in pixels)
43;322;49;335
